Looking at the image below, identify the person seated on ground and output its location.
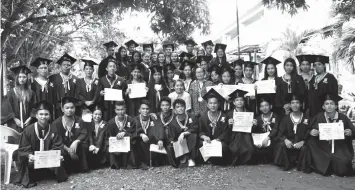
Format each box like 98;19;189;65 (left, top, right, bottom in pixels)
52;96;89;174
165;99;198;168
273;94;309;171
87;104;109;169
250;95;280;164
13;100;67;188
107;101;137;169
307;93;355;177
134;100;166;169
198;88;231;165
227;89;254;166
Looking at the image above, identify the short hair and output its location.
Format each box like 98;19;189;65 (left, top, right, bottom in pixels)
173;79;185;90
173;98;186;108
115;101;126;108
140;99;151;108
160;96;172;106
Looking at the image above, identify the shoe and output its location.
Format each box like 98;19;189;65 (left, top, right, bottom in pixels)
140;163;149;170
188;159;196;167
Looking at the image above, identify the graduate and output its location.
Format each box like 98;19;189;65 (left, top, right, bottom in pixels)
238;61;258;113
163;63;177;93
233;59;244;84
201;40;214;61
163;41;174;64
87;104;109;169
130;51;142;65
143;43;154;55
98;41;118;78
30;57;58;117
273;94;309;171
6;65;37;132
13;100;67;188
107;101;137;169
166;99;198;167
209;43;229;68
141;52;152;82
307;93;355;176
184;39;197;55
307;55;338;119
157;52;166;66
189;67;213;115
296;54;315;114
52;97;89;173
250;95;280;164
134;100;166;169
196;56;212;80
170;51;181;73
168;79;192;112
147;65;170;113
151;52;158;65
125;64;148;117
76;59;99;109
198;89;231;165
219;66;235;112
207;65;221;85
179;60;195;92
116;46;130;80
197;48;206;57
227;89;254;165
260;56;281;80
275;58;306;117
125;39;139;59
97;57;128;121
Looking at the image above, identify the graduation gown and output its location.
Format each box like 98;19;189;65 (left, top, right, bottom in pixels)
227;109;254;165
106;115;137;169
274;113;309;171
97;75;128;121
209;57;230;68
308;73;338;119
126;80;147;117
307;112;355;176
87;121;109;168
237;79;257;114
188;80;213;116
31;78;58;117
14;123;67;187
52;116;89;173
147;82;170;113
117;60;130;80
198;112;231;165
76;78;99;105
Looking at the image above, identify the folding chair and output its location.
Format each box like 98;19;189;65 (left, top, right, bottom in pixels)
1;125;20;184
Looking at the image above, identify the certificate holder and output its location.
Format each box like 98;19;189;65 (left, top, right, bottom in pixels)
318;122;345;153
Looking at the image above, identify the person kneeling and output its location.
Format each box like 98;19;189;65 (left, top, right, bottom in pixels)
13;101;67;188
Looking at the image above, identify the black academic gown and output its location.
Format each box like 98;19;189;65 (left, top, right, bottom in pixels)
250;113;280;164
198;112;231;165
156;110;176;166
126;80;147;117
308;73;338;119
273;113;309;171
209;57;230;68
14;123;68;187
97;75;128;121
31;79;58;118
227;109;255;165
52;116;89;173
87;121;109;168
76;78;99;107
147;82;170;113
237;79;257;114
307;112;355;176
106;115;137;169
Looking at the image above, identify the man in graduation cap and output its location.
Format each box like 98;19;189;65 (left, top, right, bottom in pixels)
201;40;214;61
198;88;231;165
125;39;139;58
14;100;68;188
51;96;89;173
143;43;154;55
184;39;197;55
163;41;175;64
98;41;118;78
296;54;314;90
307;93;355;176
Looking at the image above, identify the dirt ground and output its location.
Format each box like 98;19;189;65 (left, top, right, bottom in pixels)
1;164;355;190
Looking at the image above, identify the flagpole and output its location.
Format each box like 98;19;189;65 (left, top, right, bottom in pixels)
236;0;241;59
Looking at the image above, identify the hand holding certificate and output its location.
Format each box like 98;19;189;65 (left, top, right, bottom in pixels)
34;150;61;169
319;122;345;153
104;88;123;101
128;83;147;98
232;112;254;133
252;132;270;146
109;137;130;153
173;139;189;158
256;80;276;94
149;144;167;154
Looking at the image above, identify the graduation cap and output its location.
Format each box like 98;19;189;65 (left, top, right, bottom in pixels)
214;43;227;53
232;59;245;67
220;66;234;75
179;52;194;59
312;55;329;64
82;59;98;69
103;41;118;49
201;40;214;49
207;65;221;75
57;53;77;65
163;41;175;51
88;103;106;113
179;60;195;70
149;65;163;74
10;65;32;75
196;56;212;63
124;39;139;47
244;61;258;69
229;89;248;99
163;63;176;72
34;100;53;113
184;39;197;46
30;57;52;68
203;88;225;101
296;54;314;64
257;94;274;106
59;96;80;107
285;94;304;103
260;57;281;66
143;43;154;52
320;93;343;104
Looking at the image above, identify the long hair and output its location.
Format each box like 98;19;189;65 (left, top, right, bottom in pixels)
131;51;142;64
128;64;144;82
14;69;31;103
117;46;128;62
263;63;278;80
163;64;175;86
284;57;298;77
157;52;166;65
221;67;235;84
148;67;167;89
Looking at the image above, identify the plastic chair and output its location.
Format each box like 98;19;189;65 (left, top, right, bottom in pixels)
1;125;20;184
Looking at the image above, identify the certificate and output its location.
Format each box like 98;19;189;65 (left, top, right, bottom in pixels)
319;123;345;140
173;139;189;158
206;85;239;99
237;84;255;96
104;88;123;101
199;140;222;161
232;112;254;133
128;83;147;98
256;80;275;94
34;150;61;169
149;144;167;154
252;132;270;146
109;137;130;153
